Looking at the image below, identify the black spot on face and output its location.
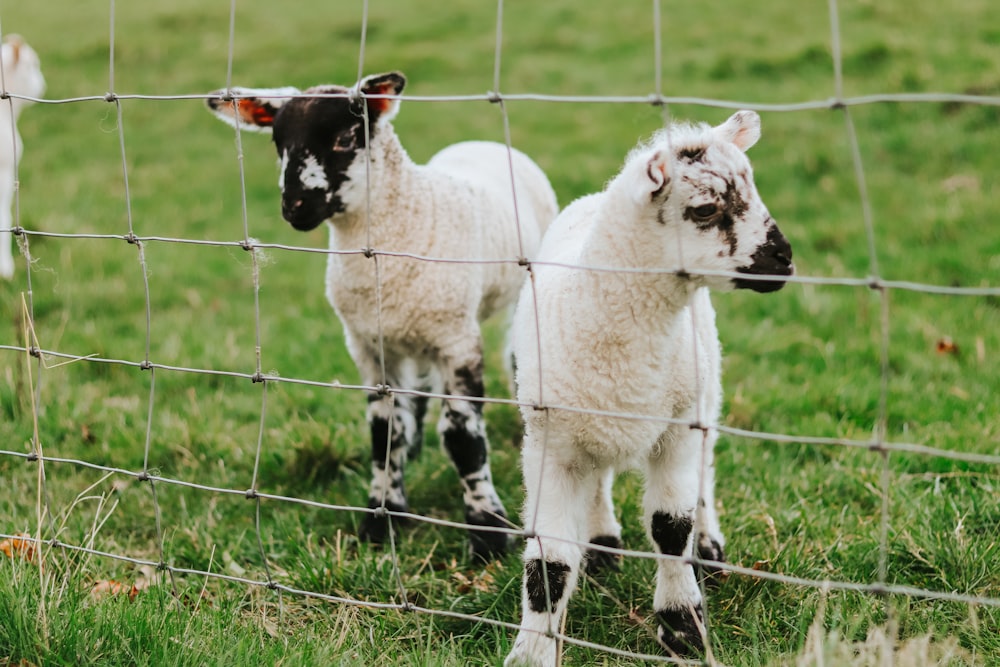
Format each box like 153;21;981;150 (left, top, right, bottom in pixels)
271;86;371;230
525;559;571;613
734;222;794;292
677;146;707;163
722;179;748;220
680;172;750;256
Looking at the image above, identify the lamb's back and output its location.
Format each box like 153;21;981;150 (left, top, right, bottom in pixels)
428;140;558;241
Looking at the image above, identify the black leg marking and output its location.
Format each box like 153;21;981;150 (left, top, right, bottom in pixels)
361;412;410;544
525;559;571;613
451;358;485;398
696;533;727;587
650;512;693;556
443;420;509;559
369;413;409;468
358;497;409;545
441;359;489;477
585;534;623;574
466;508;510;562
655;606;705;656
441;359;509;558
441;408;489;476
407;394;429;461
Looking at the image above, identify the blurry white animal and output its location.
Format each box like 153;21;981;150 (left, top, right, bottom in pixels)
0;34;45;280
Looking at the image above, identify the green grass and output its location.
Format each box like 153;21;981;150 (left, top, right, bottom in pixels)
2;0;999;665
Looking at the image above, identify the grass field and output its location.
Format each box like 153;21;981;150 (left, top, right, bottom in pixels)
1;0;999;665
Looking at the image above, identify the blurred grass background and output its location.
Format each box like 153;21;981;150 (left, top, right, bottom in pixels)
1;0;998;665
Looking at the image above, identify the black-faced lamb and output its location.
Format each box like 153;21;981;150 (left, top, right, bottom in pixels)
205;72;558;561
0;35;45;280
504;111;793;665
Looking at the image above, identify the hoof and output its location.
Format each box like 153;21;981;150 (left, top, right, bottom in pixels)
695;533;727;587
358;500;409;544
468;510;510;562
584;534;623;575
655;606;705;656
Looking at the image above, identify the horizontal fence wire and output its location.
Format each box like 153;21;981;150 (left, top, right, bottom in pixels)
1;0;998;664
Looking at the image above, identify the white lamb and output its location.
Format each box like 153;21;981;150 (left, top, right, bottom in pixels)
505;111;794;665
205;72;558;561
0;34;45;280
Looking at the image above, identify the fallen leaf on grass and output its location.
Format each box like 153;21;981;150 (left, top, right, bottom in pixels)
0;533;37;563
451;568;496;594
626;607;647;626
935;337;959;356
90;579;141;601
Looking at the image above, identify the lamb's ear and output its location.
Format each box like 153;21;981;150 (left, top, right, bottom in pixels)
628;149;671;204
5;35;24;64
357;71;406;122
714;110;761;152
204;87;300;134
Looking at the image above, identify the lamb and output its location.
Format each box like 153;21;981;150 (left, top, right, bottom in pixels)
0;35;45;280
504;110;793;665
205;72;558;561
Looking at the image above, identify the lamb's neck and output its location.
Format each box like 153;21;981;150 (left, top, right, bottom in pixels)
328;125;416;245
578;219;699;323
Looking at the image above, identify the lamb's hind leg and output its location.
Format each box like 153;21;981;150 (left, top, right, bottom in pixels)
439;347;509;560
694;427;726;584
584;466;623;574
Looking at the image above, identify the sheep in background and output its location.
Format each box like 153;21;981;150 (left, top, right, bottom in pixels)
0;34;45;280
505;111;793;665
205;72;558;561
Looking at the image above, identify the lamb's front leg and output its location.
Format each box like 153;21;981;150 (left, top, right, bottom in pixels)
359;389;419;544
439;348;509;560
645;440;707;656
506;446;590;667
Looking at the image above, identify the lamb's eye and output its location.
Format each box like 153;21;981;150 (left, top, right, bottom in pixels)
333;129;357;152
690;204;719;221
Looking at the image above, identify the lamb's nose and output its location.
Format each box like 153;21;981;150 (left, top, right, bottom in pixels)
769;225;793;265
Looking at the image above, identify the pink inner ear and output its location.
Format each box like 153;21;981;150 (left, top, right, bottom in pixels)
237;99;274;126
364;81;398;115
649;152;669;188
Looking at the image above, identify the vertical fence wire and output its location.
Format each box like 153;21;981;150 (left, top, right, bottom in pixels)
829;0;895;648
109;0;177;601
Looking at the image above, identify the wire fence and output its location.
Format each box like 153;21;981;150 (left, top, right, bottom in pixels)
2;0;999;664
